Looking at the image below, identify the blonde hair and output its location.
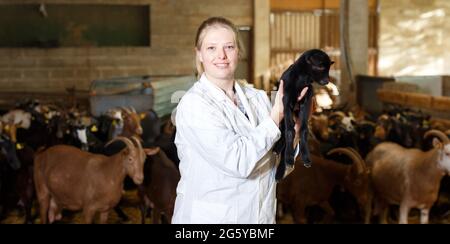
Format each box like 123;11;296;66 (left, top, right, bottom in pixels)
194;17;245;78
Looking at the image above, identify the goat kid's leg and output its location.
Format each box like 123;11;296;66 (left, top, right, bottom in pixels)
399;203;410;224
273;121;285;154
298;89;313;167
275;152;287;181
420;208;429;224
283;110;295;166
282;93;296;167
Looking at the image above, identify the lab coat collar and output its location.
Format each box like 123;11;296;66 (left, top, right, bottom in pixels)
199;74;228;102
199;73;258;127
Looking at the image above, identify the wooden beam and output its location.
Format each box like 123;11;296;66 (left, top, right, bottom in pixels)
377;89;450;112
271;0;377;11
254;0;271;90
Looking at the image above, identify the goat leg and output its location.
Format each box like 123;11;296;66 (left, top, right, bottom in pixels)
283;96;296;167
38;198;49;224
298;88;313;167
319;202;335;223
363;203;372;224
291;202;307;224
99;211;109;224
22;171;35;224
273;121;285;154
275;150;287;181
399;203;410;224
114;205;129;222
420;208;429;224
82;208;96;224
137;184;150;224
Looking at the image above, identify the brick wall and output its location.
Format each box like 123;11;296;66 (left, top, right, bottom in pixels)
0;0;253;93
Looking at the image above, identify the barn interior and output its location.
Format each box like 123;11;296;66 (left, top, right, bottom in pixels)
0;0;450;224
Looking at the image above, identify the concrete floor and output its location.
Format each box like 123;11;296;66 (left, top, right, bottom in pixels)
2;189;450;224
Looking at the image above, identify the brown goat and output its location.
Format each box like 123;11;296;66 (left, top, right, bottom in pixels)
34;136;146;224
138;148;180;224
119;107;143;137
366;130;450;224
277;147;371;224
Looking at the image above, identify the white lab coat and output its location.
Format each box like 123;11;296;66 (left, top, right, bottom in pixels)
172;74;290;224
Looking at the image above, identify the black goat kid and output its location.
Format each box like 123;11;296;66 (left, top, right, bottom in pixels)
274;49;334;180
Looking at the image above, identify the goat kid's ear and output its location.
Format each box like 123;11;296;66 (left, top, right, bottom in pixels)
144;147;160;156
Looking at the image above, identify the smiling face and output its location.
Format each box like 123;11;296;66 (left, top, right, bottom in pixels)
196;25;239;84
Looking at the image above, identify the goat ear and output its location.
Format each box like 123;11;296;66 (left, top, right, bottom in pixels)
144;147;160;156
432;138;442;148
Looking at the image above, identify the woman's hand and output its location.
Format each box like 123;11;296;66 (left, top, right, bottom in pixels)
270;80;285;126
270;80;309;127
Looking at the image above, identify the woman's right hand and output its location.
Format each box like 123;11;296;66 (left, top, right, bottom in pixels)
270;80;285;126
270;80;309;127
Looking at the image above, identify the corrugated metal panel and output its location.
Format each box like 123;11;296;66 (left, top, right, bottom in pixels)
152;75;196;118
89;75;195;118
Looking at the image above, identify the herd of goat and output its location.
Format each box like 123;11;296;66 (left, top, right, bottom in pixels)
1;99;450;224
0;100;179;224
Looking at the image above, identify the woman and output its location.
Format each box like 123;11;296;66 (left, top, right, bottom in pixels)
171;17;308;224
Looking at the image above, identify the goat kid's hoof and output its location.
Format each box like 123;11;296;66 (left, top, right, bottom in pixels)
285;157;295;166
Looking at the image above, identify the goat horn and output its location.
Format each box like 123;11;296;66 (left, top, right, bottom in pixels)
327;147;365;175
424;129;450;144
130;136;144;161
105;136;136;155
346;147;366;170
361;120;377;127
129;106;137;113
